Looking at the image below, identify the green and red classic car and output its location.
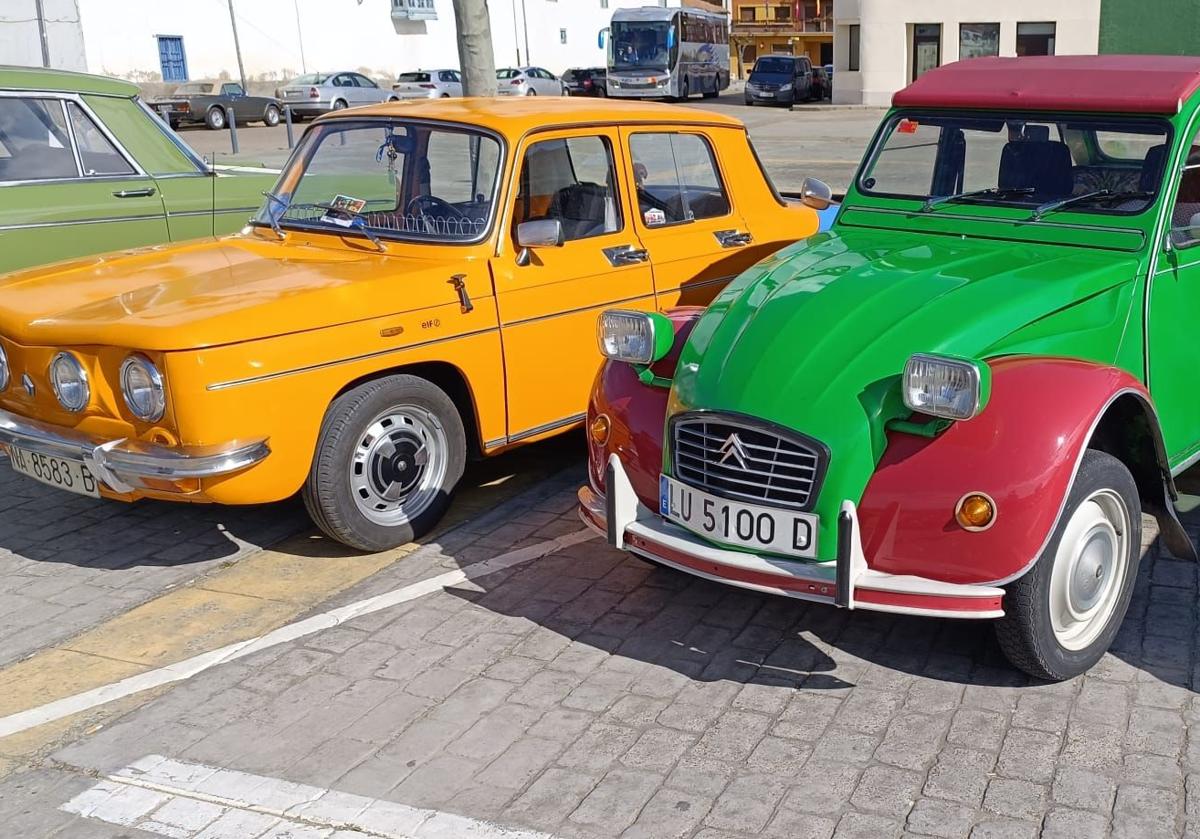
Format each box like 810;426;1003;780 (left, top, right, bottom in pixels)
0;66;276;273
581;55;1200;680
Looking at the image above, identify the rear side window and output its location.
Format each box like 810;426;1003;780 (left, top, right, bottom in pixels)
629;132;730;226
67;102;135;176
0;97;77;181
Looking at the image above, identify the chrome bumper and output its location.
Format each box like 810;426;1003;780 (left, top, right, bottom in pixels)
0;408;269;494
579;454;1005;620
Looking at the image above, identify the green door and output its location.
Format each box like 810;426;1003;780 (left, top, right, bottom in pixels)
0;95;168;274
1149;130;1200;465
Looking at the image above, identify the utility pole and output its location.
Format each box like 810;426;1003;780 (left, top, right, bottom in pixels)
226;0;248;90
293;0;307;73
509;0;521;64
33;0;50;67
520;0;530;67
451;0;497;96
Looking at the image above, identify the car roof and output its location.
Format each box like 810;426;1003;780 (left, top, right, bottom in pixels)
894;55;1200;115
0;64;138;97
317;97;744;132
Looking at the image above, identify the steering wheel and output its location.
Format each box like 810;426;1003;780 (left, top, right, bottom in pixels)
406;194;467;220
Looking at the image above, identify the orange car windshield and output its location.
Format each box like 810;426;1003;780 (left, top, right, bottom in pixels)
259;120;503;243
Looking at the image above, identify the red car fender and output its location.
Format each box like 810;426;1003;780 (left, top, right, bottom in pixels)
586;308;701;505
858;356;1162;586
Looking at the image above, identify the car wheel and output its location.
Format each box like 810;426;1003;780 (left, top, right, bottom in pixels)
387;96;399;102
994;450;1141;681
596;85;607;97
205;106;227;130
441;93;450;98
744;97;753;106
678;77;690;101
525;88;536;96
332;99;348;110
263;104;280;126
303;375;466;552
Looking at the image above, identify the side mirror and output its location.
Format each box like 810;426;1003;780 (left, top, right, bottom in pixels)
800;177;833;210
515;219;564;266
666;26;676;49
598;27;608;49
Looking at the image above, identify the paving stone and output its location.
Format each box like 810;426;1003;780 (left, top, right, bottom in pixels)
875;713;948;771
849;765;922;817
833;811;903;838
968;819;1038;839
621;728;696;773
1126;707;1186;757
504;767;602;831
1051;766;1116;813
746;735;812;775
982;778;1048;821
783;761;863;815
903;798;977;838
557;722;641;772
947;708;1008;752
703;774;788;833
996;728;1061;783
1041;807;1111;839
570;769;662;832
924;748;997;807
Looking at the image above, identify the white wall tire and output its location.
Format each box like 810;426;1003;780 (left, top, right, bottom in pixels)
995;450;1142;680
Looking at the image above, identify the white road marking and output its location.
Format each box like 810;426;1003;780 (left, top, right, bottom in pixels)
0;529;594;740
62;755;556;838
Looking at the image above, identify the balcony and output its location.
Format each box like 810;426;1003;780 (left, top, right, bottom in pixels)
732;16;832;37
391;0;437;21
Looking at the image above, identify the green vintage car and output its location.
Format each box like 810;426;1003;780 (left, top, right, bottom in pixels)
0;66;275;274
582;55;1200;680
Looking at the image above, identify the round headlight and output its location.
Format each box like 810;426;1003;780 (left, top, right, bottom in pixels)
49;352;89;412
0;343;9;392
120;354;165;422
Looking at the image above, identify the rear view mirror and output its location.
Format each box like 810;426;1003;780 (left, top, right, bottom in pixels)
800;177;833;210
667;26;676;49
516;219;564;266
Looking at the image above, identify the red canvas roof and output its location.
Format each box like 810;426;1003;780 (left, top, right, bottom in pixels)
893;55;1200;115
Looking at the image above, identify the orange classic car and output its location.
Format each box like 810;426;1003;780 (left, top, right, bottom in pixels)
0;98;826;550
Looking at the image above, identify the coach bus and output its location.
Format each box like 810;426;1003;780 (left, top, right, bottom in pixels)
600;6;730;100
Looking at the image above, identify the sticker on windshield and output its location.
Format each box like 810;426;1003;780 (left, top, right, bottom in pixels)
898;119;919;134
644;208;666;226
321;194;367;227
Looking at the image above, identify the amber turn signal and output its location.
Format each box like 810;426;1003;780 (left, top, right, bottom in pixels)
590;414;611;445
955;492;996;531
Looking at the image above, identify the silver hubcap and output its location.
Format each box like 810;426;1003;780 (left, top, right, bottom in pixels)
1048;489;1130;651
350;407;448;526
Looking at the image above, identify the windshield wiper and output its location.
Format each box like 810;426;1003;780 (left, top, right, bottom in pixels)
921;186;1035;212
1030;190;1113;221
260;190;288;240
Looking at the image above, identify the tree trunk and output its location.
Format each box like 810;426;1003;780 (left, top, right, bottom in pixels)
451;0;498;97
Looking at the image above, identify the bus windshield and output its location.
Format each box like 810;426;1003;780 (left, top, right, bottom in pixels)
611;20;673;72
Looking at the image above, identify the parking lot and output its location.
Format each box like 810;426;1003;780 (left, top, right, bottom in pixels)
4;87;1200;839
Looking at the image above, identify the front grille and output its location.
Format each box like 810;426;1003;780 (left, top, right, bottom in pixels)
670;413;827;511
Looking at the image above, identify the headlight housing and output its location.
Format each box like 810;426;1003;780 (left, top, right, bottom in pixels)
780;82;794;90
120;354;166;422
902;353;989;421
49;352;89;412
0;343;8;392
597;310;674;365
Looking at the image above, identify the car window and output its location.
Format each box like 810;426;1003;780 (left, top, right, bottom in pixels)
514;135;623;242
66;103;135;177
497;69;520;79
222;83;244;96
398;72;430;83
0;97;77;181
629;132;730;226
1169;133;1200;247
354;74;377;88
450;71;462;83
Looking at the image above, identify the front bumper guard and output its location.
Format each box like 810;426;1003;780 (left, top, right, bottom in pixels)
0;408;269;495
579;454;1005;620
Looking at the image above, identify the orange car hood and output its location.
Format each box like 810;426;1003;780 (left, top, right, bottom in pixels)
0;236;481;351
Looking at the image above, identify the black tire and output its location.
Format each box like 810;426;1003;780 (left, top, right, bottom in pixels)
596;86;607;97
332;99;348;110
303;375;466;552
262;104;280;126
205;106;226;130
526;88;537;96
744;97;753;107
995;450;1142;681
678;77;690;101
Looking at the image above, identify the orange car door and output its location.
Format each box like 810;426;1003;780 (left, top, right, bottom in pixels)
489;128;653;443
619;126;755;309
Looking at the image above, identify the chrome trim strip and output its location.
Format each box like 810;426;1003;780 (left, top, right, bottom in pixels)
165;206;257;218
507;412;586;444
0;408;269;486
0;213;166;232
482;436;508;450
504;293;652;328
206;326;499;391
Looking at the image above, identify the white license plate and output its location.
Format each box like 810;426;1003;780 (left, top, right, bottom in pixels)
8;445;100;498
659;475;817;558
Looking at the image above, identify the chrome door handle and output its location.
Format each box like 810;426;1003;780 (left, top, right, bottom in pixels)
604;245;649;267
715;229;752;248
112;187;157;198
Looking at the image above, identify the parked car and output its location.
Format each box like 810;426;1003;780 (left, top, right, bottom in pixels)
496;67;564;96
563;68;608;97
812;65;831;100
393;69;463;99
0;98;818;551
0;65;276;274
580;54;1200;681
280;71;398;119
743;55;816;106
149;81;280;130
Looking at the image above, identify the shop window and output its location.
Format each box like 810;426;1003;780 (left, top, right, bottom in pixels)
1017;22;1056;56
847;24;860;71
912;23;941;81
959;23;999;59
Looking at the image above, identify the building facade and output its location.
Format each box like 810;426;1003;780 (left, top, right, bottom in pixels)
0;0;86;71
730;0;831;78
831;0;1102;105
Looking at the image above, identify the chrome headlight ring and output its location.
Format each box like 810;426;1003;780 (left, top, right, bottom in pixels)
49;352;90;413
120;354;166;422
0;343;8;392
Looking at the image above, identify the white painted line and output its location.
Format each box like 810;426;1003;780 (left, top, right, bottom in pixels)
0;529;594;740
62;755;556;838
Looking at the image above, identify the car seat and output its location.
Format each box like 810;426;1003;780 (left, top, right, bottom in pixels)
998;140;1074;201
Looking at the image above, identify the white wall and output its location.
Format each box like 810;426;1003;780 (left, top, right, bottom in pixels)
0;0;86;71
831;0;1101;106
73;0;672;84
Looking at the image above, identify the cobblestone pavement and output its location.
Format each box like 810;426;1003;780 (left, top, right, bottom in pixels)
2;459;1196;838
0;455;310;668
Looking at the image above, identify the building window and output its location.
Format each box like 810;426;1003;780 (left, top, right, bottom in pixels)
1017;22;1056;56
739;7;754;22
601;0;607;6
847;24;860;71
912;23;941;81
959;23;999;59
775;5;790;21
560;28;567;44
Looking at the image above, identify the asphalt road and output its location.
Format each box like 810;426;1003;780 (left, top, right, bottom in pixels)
182;96;887;194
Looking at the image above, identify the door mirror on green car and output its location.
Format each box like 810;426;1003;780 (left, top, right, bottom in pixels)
800;176;833;210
